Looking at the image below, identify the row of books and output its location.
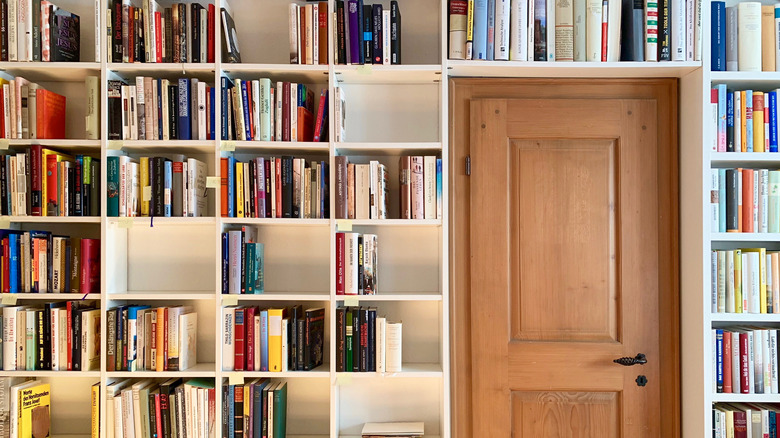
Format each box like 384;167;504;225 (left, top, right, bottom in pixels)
713;403;780;437
221;306;325;372
222;79;327;143
448;0;700;62
106;378;216;438
109;1;215;64
710;168;780;234
4;379;53;438
106;155;208;218
0;77;65;140
289;2;328;65
333;0;402;65
711;248;778;314
2;302;99;371
336;232;378;296
712;2;780;72
109;78;215;141
335;306;401;373
0;232;99;294
335;157;388;220
221;228;264;295
107;305;198;372
223;380;287;438
2;147;100;217
220;156;330;219
714;328;780;395
710;86;780;153
1;0;81;62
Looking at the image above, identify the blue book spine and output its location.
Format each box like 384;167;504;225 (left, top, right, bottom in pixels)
227;385;235;438
178;78;191;140
357;0;365;64
255;243;264;294
486;0;495;60
164;161;172;217
436;158;442;220
157;78;163;140
260;310;269;371
711;1;726;71
209;87;215;140
107;156;120;216
718;168;726;233
716;329;723;391
228;156;235;217
8;233;17;294
771;91;778;152
718;84;727;152
473;0;488;59
348;0;361;64
241;81;252;141
746;90;754;152
321;161;327;218
221;233;229;294
727;91;735;152
221;78;229;140
252;382;266;438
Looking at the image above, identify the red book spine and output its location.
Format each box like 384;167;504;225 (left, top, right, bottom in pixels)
207;5;215;62
246;307;255;371
723;330;733;393
30;145;42;216
163;307;169;370
37;89;66;139
234;308;245;371
742;169;755;233
154;394;163;438
128;6;134;63
600;7;608;62
155;12;163;63
66;301;73;370
264;160;271;218
80;239;100;294
336;232;345;295
220;158;228;217
318;2;328;64
313;91;326;142
2;237;9;294
282;83;290;141
734;410;748;438
275;158;282;217
246;82;254;139
740;332;750;393
0;88;6;138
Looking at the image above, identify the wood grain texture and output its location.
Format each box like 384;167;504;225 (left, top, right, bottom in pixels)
512;391;619;438
449;79;679;438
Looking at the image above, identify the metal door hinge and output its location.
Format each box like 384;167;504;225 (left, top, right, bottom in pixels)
465;155;471;176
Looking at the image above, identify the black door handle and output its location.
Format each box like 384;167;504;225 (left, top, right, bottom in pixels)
613;353;647;366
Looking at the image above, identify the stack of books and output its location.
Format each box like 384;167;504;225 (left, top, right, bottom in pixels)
0;147;100;217
0;77;66;140
0;232;99;294
710;85;780;153
107;305;198;372
2;379;53;438
400;156;441;220
336;232;378;295
335;157;388;220
222;79;327;143
107;155;208;218
1;0;80;62
713;403;780;436
710;169;780;234
288;2;328;64
223;380;287;438
2;302;99;371
712;2;780;72
448;0;700;62
713;327;780;395
109;1;215;63
108;78;216;141
222;306;324;372
105;378;216;438
335;307;402;373
334;0;401;65
710;247;777;314
221;227;264;295
362;422;424;438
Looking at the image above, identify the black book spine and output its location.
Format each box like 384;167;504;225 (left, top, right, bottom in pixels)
233;384;243;438
367;307;376;371
138;12;145;62
727;92;735;152
68;165;75;215
336;1;346;64
390;1;400;64
357;235;364;293
296;319;305;370
291;306;300;370
359;307;368;371
164;8;173;63
356;0;364;64
73;308;82;371
36;309;45;369
0;0;7;61
192;4;201;63
121;308;128;370
44;304;53;369
362;5;372;64
168;85;178;139
90;160;99;217
179;4;187;62
282;156;293;218
336;307;345;372
112;0;123;62
152;157;164;216
726;169;738;232
0;155;7;215
108;80;124;139
351;307;360;371
248;159;256;218
149;393;158;438
221;233;229;294
31;0;40;61
372;4;382;64
159;384;172;438
659;0;670;60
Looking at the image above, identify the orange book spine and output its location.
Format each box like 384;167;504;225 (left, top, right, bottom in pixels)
220;158;228;217
743;168;754;233
754;92;766;152
156;307;165;372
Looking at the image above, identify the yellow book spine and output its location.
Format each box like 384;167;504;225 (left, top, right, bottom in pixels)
91;384;99;438
761;247;767;313
236;163;244;218
741;91;748;152
157;307;165;372
735;249;743;313
754;92;765;152
140;157;149;216
268;308;283;372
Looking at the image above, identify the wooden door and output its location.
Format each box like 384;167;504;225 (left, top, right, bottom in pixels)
456;84;678;438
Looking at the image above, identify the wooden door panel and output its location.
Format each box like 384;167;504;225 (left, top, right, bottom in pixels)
511;391;619;438
511;139;618;342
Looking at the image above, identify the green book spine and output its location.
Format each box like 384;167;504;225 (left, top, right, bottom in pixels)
245;243;255;294
272;382;287;437
345;309;353;372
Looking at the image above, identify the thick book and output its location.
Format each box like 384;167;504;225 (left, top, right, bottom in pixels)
51;8;79;62
737;2;761;72
220;6;240;62
35;90;65;139
304;307;324;370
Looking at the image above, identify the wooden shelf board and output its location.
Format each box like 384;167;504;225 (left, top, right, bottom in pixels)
711;393;780;403
446;60;701;78
335;65;442;84
335;142;442;155
109;291;215;300
2;293;100;300
107;362;216;377
0;370;100;377
226;141;329;153
221;293;330;301
2;216;101;224
337;363;442;378
0;62;101;81
335;293;442;302
225;364;330;378
711;152;780;166
221;218;329;226
710;233;780;242
220;64;329;83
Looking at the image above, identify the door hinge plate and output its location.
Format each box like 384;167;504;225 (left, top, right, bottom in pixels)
465;155;471;176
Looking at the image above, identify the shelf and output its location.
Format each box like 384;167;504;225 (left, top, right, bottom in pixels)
710;152;780;166
109;291;215;301
220;63;329;83
221;218;330;226
110;140;217;153
1;216;101;224
224;364;330;378
336;363;442;378
0;62;101;81
334;65;442;84
107;362;217;378
711;71;780;87
711;313;780;323
1;293;100;300
711;393;780;403
335;142;442;155
107;217;216;226
0;370;100;377
335;293;442;302
3;139;101;148
344;219;442;227
107;63;217;75
221;293;329;302
710;233;780;242
446;60;702;78
224;141;329;154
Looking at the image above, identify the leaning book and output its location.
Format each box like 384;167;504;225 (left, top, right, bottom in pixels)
18;382;50;438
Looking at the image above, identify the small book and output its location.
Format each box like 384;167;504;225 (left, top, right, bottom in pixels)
220;4;240;63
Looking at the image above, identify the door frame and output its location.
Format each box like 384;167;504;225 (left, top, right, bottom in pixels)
448;78;680;437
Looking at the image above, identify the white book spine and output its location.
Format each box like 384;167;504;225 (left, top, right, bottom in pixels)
376;317;386;373
7;0;16;61
738;2;762;72
424;156;436;219
751;252;761;313
289;4;299;63
510;0;528;60
198;82;207;140
2;308;17;370
385;322;402;373
606;0;621;61
586;0;602;60
222;308;235;370
555;0;574;61
772;330;779;393
645;0;658;61
725;250;734;313
19;0;30;61
547;0;556;60
305;4;314;64
761;169;769;233
495;0;511;60
735;91;742;149
345;232;358;294
251;80;260;140
711;251;718;313
754;169;760;231
764;329;772;392
313;4;319;64
281;319;288;372
383;10;391;64
686;0;694;60
733;331;742;393
710;169;719;232
671;0;685;60
527;0;535;60
200;9;207;62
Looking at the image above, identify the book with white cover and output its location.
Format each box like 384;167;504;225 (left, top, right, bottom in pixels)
573;0;586;60
222;307;235;370
555;0;574;60
495;0;511;59
361;422;424;435
738;2;762;72
607;0;622;61
586;0;602;60
509;0;528;60
671;0;684;60
178;312;198;371
385;321;402;373
547;0;556;60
